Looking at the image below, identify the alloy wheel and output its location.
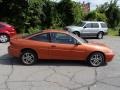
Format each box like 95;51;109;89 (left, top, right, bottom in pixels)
88;52;104;67
21;51;37;65
0;34;9;43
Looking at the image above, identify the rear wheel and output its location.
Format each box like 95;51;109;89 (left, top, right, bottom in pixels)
20;50;38;65
0;34;9;43
73;31;80;37
97;32;103;39
88;52;105;67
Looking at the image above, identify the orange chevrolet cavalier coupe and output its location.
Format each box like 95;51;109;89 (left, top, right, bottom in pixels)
8;30;114;67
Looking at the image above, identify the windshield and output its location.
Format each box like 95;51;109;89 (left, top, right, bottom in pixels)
69;32;88;43
79;22;86;27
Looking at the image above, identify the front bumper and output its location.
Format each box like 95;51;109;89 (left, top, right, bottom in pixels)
105;52;115;62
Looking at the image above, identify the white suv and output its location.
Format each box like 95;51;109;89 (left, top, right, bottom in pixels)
65;21;108;39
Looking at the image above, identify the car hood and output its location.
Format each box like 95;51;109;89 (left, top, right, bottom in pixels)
83;40;113;53
88;40;107;47
66;26;83;30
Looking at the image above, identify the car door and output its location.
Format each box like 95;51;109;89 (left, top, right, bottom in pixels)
49;32;87;60
29;33;51;59
81;23;92;37
81;23;99;37
90;23;99;36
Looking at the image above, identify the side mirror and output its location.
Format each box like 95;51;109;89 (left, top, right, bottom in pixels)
83;26;86;28
75;40;80;45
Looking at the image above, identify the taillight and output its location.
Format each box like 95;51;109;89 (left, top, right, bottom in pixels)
7;27;15;32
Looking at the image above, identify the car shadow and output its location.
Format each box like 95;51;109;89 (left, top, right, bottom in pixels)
0;54;90;67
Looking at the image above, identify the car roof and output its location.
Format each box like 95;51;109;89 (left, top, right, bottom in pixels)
42;29;67;33
25;29;69;38
0;22;12;27
82;21;106;23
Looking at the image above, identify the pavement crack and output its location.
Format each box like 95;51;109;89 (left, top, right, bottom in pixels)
44;80;71;90
48;66;57;73
4;58;14;90
72;67;98;90
98;81;120;88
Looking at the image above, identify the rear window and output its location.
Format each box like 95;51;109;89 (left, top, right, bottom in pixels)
100;23;107;28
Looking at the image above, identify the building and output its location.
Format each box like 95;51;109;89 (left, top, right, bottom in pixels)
82;1;90;14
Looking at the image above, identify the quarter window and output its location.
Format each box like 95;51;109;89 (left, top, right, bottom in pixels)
100;23;107;28
30;33;49;42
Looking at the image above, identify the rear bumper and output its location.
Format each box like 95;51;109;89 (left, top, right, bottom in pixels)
9;31;16;37
8;46;20;58
105;52;115;62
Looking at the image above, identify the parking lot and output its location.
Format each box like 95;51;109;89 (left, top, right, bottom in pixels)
0;36;120;90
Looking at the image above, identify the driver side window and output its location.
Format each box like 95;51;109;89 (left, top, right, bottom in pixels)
51;33;76;44
84;23;91;28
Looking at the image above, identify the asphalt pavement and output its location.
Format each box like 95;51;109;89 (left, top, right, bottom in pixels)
0;36;120;90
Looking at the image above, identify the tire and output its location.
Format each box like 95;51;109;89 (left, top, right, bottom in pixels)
87;52;105;67
0;34;9;43
73;31;80;37
97;32;103;39
20;50;38;65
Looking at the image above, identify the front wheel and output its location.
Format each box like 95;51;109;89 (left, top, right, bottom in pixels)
88;52;105;67
20;50;38;65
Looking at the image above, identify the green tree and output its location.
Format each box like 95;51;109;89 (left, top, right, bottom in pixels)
96;0;120;28
96;2;109;13
57;0;74;26
84;11;107;22
0;0;28;32
106;0;120;28
42;0;62;29
72;2;84;24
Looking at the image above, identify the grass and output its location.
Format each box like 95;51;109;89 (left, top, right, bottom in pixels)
108;28;119;36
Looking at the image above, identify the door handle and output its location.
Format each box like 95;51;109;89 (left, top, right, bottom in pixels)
51;45;56;47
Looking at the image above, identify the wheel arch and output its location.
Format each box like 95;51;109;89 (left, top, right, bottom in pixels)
21;48;38;57
98;31;104;35
87;51;105;61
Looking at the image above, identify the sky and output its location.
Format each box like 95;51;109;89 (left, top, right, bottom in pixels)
52;0;120;10
78;0;120;10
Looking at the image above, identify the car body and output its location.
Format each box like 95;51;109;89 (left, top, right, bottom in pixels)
65;21;108;39
8;30;114;67
0;22;16;43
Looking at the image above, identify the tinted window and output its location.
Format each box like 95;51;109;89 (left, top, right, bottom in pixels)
84;23;91;28
100;23;107;28
92;23;99;28
51;33;76;44
30;33;49;42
